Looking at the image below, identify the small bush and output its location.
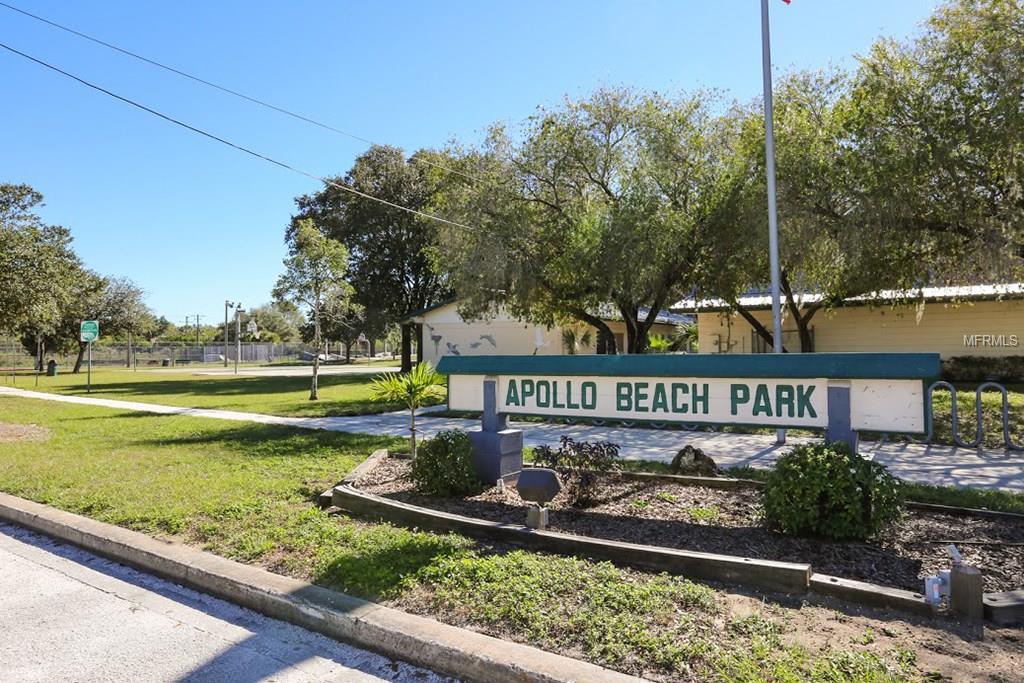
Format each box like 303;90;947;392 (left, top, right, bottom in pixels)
532;436;620;507
410;430;481;497
762;443;903;540
942;355;1024;383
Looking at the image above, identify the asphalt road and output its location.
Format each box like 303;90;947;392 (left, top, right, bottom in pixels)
0;523;453;683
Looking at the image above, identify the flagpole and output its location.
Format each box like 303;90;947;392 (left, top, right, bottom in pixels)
761;0;786;445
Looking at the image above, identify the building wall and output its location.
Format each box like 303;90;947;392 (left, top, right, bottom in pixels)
697;299;1024;358
414;303;676;366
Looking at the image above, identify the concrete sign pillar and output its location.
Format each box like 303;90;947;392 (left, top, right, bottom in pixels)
467;375;523;484
825;380;859;453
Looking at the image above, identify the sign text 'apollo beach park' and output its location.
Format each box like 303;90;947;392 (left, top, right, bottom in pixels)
437;354;942;434
501;377;820;425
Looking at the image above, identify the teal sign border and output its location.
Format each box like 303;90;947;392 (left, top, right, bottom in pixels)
437;353;942;381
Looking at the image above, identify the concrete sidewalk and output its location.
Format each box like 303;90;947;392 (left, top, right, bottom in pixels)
0;523;450;683
2;386;1022;492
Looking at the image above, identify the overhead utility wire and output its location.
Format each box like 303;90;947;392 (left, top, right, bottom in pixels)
0;1;480;184
0;41;481;234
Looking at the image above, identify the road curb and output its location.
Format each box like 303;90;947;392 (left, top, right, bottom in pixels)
0;492;645;683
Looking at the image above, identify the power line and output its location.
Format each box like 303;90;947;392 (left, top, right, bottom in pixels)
0;1;481;184
0;41;483;235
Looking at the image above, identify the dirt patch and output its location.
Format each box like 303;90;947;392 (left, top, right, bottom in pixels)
357;458;1024;594
0;422;51;443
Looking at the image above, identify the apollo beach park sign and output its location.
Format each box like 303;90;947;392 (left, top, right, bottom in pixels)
436;353;942;435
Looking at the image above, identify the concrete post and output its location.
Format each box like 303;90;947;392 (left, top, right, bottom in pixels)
950;565;985;620
825;380;859;453
467;376;522;484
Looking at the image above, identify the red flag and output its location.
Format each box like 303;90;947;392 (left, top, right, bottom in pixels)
782;0;791;4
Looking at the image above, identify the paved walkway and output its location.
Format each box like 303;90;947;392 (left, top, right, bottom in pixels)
2;386;1022;492
0;523;450;683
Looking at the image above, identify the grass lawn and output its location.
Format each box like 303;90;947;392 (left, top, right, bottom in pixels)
929;385;1024;448
0;395;1015;681
3;367;440;418
10;367;1023;449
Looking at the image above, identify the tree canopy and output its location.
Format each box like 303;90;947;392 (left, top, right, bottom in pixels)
0;183;83;339
273;218;350;399
291;145;452;330
436;88;745;353
693;0;1024;351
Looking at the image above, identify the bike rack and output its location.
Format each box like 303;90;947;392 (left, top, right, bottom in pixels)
923;380;1024;451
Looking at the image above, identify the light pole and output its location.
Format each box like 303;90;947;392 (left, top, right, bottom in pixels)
193;313;203;356
234;304;244;375
224;300;235;367
761;0;786;445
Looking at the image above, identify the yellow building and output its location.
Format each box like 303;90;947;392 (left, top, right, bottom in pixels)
401;300;684;367
676;284;1024;359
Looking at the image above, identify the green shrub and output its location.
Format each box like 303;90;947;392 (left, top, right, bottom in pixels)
942;355;1024;383
762;443;903;540
533;436;620;507
410;430;481;497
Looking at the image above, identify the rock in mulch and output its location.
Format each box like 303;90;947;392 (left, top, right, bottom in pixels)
356;457;1024;594
669;445;718;476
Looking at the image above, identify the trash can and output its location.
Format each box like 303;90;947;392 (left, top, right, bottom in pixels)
162;358;171;367
46;360;58;376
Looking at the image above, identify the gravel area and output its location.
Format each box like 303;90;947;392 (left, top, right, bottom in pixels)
356;458;1024;594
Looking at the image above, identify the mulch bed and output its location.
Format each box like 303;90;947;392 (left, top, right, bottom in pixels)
355;458;1024;594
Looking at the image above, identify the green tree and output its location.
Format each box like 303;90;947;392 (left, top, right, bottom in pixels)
0;184;82;349
105;277;151;367
436;88;742;353
708;6;1024;354
291;145;453;335
702;71;877;352
147;315;173;341
22;274;151;372
273;219;350;400
850;0;1024;282
246;302;304;343
301;294;365;363
369;362;445;459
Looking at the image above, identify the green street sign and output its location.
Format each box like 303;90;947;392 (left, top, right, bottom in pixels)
80;320;99;343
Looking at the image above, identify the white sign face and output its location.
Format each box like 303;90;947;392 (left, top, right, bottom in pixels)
447;375;924;433
79;320;99;343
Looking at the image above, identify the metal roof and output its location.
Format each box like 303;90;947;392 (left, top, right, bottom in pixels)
672;283;1024;313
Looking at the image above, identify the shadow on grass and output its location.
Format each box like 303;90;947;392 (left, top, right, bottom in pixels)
52;374;413;416
127;422;401;460
314;521;471;600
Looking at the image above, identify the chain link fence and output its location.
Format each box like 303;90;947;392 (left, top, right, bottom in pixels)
0;339;318;371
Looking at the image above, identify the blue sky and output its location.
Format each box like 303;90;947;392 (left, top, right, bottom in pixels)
1;0;939;326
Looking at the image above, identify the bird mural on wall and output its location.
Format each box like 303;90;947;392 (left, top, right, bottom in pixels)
469;334;498;351
532;327;551;355
425;323;443;356
446;342;461;355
